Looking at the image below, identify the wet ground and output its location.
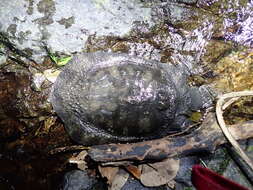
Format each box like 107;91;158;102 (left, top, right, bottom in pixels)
1;0;253;189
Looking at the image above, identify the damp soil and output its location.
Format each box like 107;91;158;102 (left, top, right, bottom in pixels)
0;118;74;190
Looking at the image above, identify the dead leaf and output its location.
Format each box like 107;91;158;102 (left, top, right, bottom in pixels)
110;169;129;190
43;69;61;83
43;117;57;133
99;166;119;186
167;180;176;189
35;117;57;136
125;165;141;179
140;158;180;187
69;150;88;171
98;166;129;190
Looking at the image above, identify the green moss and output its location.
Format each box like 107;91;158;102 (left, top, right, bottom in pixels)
246;145;253;152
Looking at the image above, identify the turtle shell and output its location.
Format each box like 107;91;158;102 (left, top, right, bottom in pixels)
51;52;180;145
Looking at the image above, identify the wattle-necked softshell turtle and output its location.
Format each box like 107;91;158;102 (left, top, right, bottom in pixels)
51;52;212;145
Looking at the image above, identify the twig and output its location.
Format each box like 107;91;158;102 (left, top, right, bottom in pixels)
216;91;253;170
222;97;240;110
88;113;253;163
48;145;89;155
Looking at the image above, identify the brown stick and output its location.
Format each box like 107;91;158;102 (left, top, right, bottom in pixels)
88;113;253;163
216;91;253;170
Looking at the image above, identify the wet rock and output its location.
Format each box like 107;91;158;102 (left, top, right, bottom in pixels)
61;170;105;190
121;177;171;190
198;0;253;47
0;0;154;63
202;141;253;190
51;52;213;145
175;156;199;187
152;1;197;25
0;0;214;65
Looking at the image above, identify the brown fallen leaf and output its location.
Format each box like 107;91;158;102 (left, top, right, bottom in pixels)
35;117;57;136
110;169;129;190
167;180;176;189
140;158;180;187
125;165;141;179
69;150;88;171
98;166;129;190
98;166;119;186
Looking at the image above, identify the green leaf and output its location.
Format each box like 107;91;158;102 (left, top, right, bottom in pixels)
56;56;72;66
49;54;72;67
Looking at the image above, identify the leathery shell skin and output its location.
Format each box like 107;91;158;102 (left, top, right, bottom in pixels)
51;52;210;145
